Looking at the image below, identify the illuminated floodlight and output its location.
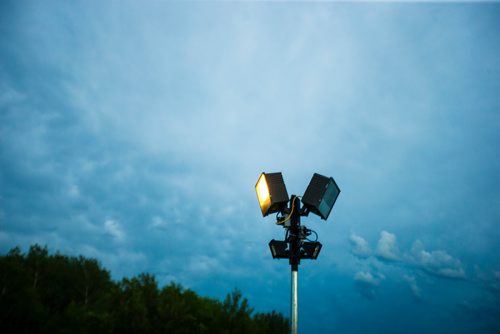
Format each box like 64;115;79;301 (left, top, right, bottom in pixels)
301;242;322;260
269;239;290;259
302;173;340;220
255;172;289;217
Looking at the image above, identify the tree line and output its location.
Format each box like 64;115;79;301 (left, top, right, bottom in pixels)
0;245;289;334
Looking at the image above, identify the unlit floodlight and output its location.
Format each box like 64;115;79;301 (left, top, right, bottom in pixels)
301;241;322;260
302;173;340;220
269;239;290;259
255;172;290;217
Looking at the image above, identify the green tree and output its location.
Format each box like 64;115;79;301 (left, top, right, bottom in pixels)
25;244;49;290
157;282;202;334
0;245;289;334
220;288;254;334
112;273;161;334
254;310;290;334
0;247;45;333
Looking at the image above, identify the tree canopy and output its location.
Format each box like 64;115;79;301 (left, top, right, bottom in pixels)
0;245;289;334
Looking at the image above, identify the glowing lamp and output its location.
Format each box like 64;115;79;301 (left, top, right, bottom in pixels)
255;172;289;217
302;173;340;220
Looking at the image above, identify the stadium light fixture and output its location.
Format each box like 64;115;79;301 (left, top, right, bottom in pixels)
302;173;341;220
301;241;322;260
255;172;289;217
269;239;290;259
255;171;341;334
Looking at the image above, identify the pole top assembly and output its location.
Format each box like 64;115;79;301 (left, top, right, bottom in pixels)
255;172;341;334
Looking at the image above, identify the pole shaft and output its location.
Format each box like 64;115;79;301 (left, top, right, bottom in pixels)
289;195;300;334
291;267;298;334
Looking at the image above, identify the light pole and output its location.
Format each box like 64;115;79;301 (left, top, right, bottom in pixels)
255;172;340;334
289;195;300;334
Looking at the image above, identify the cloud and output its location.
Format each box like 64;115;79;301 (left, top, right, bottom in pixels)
187;255;220;276
352;231;466;299
354;271;381;285
0;84;25;106
376;231;400;261
411;240;465;279
78;244;146;279
148;216;169;230
104;219;125;242
473;266;500;294
354;271;384;300
403;274;421;300
1;3;499;333
349;232;371;258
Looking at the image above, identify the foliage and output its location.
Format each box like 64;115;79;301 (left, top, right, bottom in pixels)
0;245;289;334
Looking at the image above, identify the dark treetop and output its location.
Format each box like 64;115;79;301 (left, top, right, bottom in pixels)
0;245;289;334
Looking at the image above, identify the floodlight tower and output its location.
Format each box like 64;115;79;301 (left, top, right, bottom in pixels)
256;172;340;334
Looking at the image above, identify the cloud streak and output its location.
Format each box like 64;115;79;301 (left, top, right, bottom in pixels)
354;271;384;300
410;240;465;280
104;219;125;242
349;232;372;258
376;231;400;261
403;274;422;300
350;231;467;304
1;2;499;333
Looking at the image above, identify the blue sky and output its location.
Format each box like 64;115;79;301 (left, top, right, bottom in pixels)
1;1;499;333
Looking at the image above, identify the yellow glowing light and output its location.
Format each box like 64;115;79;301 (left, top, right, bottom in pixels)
256;173;271;213
255;171;289;217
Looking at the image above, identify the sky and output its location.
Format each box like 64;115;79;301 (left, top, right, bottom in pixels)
1;1;500;333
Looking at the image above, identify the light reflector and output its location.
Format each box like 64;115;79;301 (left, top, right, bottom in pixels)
301;241;322;259
302;173;340;220
269;239;290;259
255;172;289;217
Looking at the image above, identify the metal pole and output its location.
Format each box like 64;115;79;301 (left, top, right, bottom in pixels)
289;195;300;334
291;265;298;334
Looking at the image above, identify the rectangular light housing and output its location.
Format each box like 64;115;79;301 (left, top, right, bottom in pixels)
302;173;340;220
301;241;322;260
255;172;289;217
269;239;290;259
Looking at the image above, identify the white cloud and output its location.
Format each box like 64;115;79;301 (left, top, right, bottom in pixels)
354;271;381;286
403;275;422;300
376;230;400;261
78;244;146;279
104;219;125;242
354;271;384;299
188;255;220;276
411;240;465;279
349;233;372;258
